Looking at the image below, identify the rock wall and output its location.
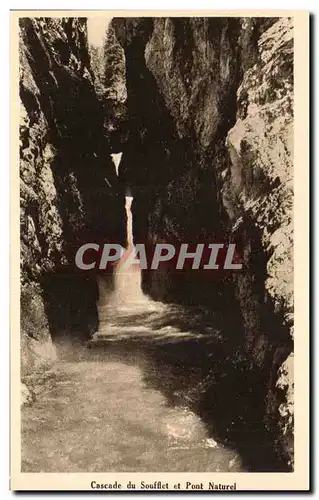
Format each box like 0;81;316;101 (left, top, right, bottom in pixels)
88;23;128;153
113;16;293;467
223;18;294;466
19;15;294;466
19;17;126;398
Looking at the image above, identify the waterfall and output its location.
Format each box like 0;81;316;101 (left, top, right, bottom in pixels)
95;190;163;338
97;152;147;311
110;195;146;306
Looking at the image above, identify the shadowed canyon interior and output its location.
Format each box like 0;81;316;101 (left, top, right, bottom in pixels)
20;16;294;472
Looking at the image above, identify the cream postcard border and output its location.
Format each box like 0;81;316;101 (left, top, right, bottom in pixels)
10;10;309;491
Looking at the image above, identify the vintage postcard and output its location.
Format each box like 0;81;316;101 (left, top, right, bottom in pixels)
10;10;309;491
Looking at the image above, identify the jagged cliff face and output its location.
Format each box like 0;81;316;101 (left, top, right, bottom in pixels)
88;23;128;152
19;15;294;467
89;23;126;102
20;17;126;394
113;18;241;310
223;18;294;464
113;16;293;466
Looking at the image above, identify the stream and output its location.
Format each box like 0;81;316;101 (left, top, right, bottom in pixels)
22;303;245;473
21;197;280;473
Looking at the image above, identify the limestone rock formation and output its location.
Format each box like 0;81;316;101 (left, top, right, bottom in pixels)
19;17;126;398
88;23;128;151
113;16;294;467
223;17;294;465
18;14;295;468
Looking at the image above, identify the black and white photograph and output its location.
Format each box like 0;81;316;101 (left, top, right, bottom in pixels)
10;10;309;491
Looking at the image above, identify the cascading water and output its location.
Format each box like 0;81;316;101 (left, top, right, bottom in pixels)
94;154;158;338
108;195;147;306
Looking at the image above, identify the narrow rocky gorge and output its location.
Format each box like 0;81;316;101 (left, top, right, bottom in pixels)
20;17;126;388
20;16;294;471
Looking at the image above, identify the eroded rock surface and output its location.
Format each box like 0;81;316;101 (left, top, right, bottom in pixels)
19;15;294;468
19;17;126;396
223;18;294;465
113;16;294;467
